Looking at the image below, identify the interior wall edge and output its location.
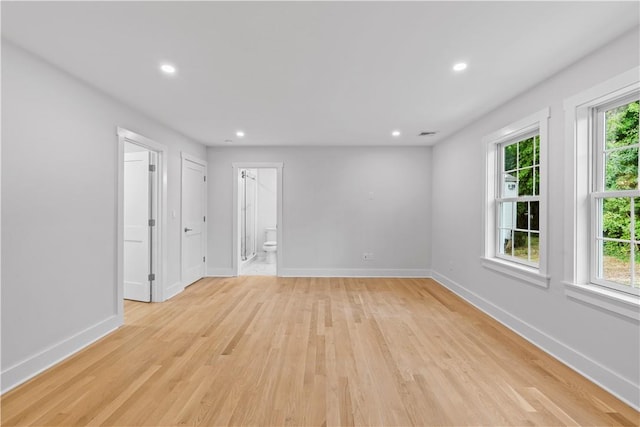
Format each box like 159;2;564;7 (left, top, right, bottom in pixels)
207;268;235;277
278;268;432;278
166;281;186;301
0;315;121;395
431;270;640;411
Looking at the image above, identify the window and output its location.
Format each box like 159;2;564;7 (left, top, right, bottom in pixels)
483;108;550;287
497;134;541;266
564;67;640;315
591;97;640;295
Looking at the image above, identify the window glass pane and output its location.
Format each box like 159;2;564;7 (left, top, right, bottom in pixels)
503;143;517;172
635;197;640;241
518;137;534;169
602;197;631;240
513;231;529;262
532;166;540;196
499;201;515;230
602;241;631;286
635;253;640;289
502;174;517;197
499;229;513;256
516;202;528;230
530;232;540;263
518;168;533;196
605;147;638;191
533;135;540;166
605;100;639;150
530;201;539;231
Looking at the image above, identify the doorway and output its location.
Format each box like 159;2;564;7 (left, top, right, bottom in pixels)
117;128;167;307
232;163;283;276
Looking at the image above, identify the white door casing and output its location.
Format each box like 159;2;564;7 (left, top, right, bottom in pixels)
117;127;168;313
123;151;152;302
181;153;207;286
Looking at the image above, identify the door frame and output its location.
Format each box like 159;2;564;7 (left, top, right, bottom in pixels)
181;152;208;286
116;127;168;312
232;162;284;277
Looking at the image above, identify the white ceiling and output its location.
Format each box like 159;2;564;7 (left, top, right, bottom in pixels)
2;1;639;146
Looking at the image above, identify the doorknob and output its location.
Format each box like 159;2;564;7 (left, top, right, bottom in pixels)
184;227;193;232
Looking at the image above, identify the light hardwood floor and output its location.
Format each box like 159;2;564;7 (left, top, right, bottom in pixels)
2;277;639;426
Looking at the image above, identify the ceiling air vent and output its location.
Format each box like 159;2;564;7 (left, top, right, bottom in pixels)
419;131;437;136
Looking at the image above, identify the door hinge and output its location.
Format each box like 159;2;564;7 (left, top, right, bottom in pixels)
203;216;206;222
148;273;155;282
148;219;156;227
149;164;156;172
204;176;207;182
203;256;206;262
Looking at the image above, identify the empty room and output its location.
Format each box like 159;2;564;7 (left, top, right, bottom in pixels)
1;1;639;426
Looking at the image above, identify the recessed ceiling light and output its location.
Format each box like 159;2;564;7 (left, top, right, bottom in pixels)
160;64;176;74
392;130;401;137
453;62;467;72
236;131;245;138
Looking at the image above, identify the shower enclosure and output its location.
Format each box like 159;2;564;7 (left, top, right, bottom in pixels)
239;169;257;262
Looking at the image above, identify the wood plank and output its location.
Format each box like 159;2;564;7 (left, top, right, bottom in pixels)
1;277;638;426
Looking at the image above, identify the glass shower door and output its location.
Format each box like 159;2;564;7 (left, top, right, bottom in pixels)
240;169;257;261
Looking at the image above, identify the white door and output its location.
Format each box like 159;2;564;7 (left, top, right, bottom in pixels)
181;157;206;286
124;151;152;302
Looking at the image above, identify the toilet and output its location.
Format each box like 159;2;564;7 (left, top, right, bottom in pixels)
263;227;277;264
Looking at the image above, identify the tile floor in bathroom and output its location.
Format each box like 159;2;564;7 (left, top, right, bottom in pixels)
240;257;276;276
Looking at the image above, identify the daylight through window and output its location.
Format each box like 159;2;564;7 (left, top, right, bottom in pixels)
497;134;541;267
592;98;640;294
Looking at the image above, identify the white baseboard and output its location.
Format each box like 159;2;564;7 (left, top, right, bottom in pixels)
279;268;432;278
165;281;185;300
431;270;640;411
207;267;235;277
1;314;121;394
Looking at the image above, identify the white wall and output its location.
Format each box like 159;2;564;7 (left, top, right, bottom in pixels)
1;41;206;392
256;168;277;255
430;28;640;408
207;146;432;277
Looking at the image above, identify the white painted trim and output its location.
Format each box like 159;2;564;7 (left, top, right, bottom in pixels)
207;268;235;277
564;281;640;321
117;127;168;303
431;270;640;411
279;268;432;278
1;315;120;394
181;151;208;167
481;257;550;288
165;281;185;300
483;107;550;285
232;162;284;277
481;108;549;145
181;153;208;286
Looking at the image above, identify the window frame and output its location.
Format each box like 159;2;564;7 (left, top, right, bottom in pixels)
563;66;640;317
495;131;542;268
591;93;640;295
483;108;550;288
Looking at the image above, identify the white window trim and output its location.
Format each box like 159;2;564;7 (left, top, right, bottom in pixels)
563;66;640;320
483;107;550;288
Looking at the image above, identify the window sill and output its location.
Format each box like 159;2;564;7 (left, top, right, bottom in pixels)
481;257;550;288
563;282;640;321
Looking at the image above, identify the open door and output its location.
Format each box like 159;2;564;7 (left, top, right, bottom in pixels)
124;150;154;301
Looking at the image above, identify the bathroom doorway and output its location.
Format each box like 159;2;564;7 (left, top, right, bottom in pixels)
232;163;283;277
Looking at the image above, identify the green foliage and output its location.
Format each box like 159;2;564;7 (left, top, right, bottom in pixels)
602;101;639;260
